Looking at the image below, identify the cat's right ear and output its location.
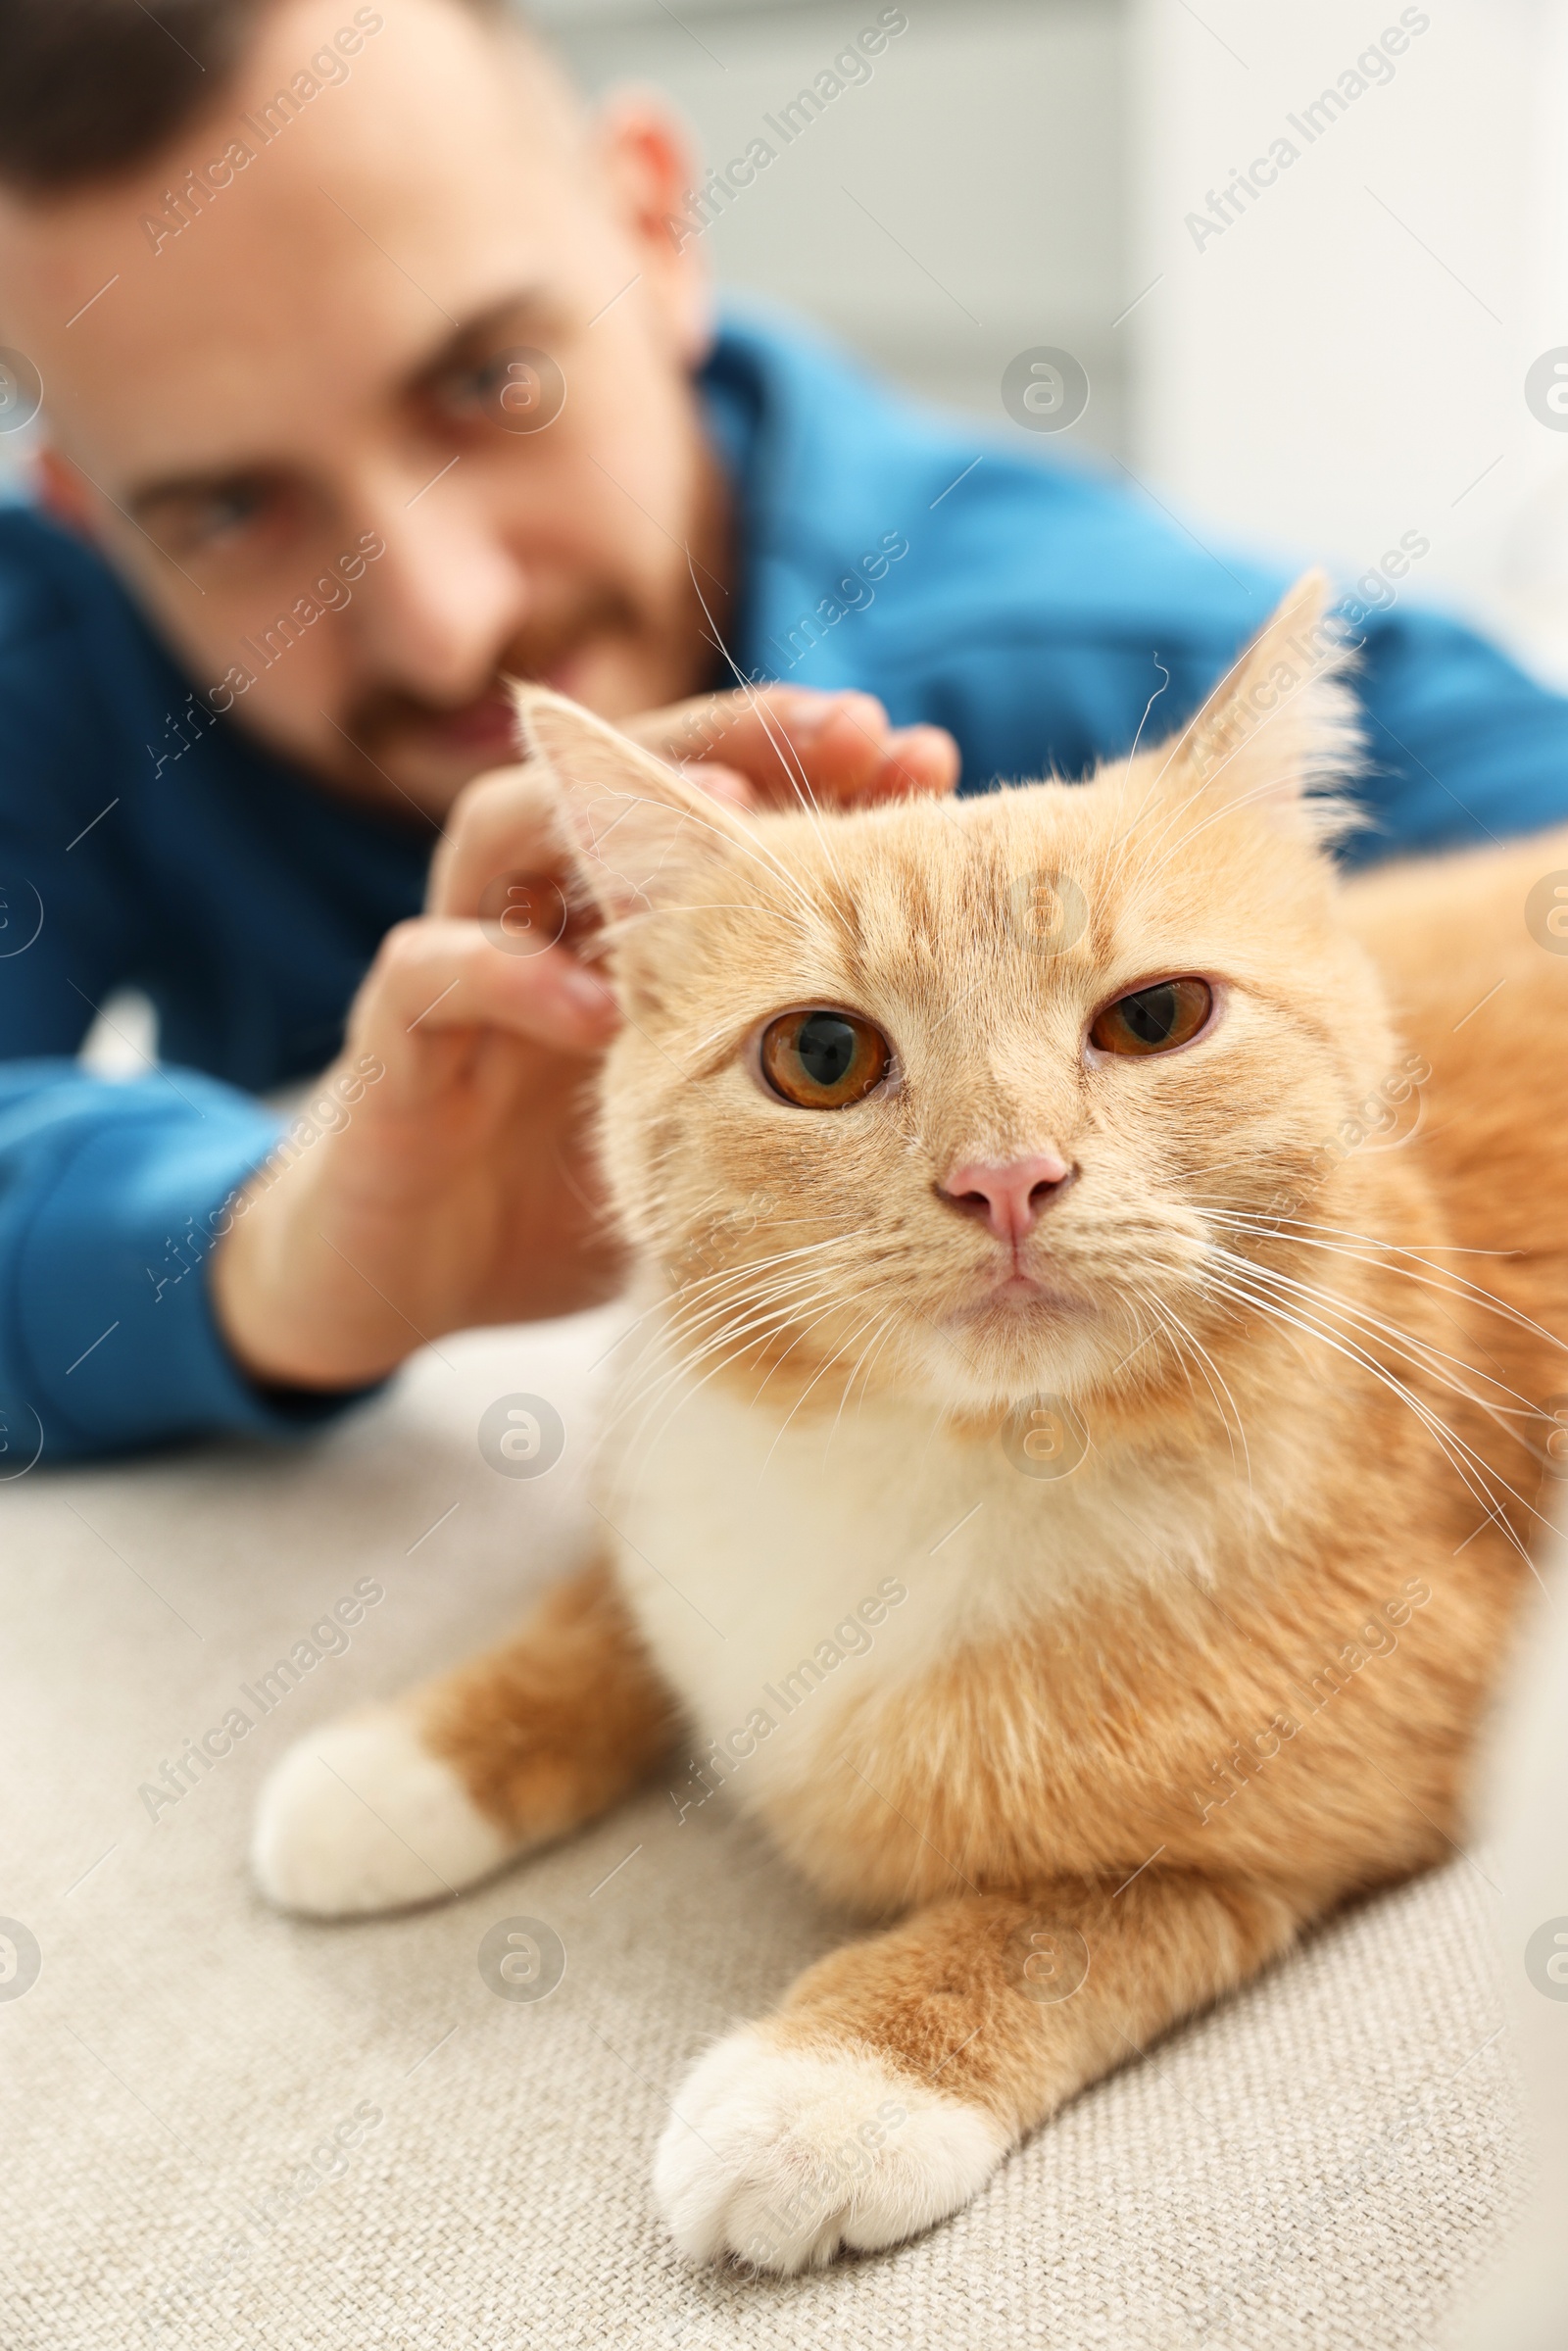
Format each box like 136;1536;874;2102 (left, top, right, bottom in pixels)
510;683;747;924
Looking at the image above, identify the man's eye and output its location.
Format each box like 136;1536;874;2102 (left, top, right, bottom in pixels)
760;1008;891;1107
441;357;512;412
433;348;564;433
161;480;277;552
1090;978;1213;1056
200;488;267;537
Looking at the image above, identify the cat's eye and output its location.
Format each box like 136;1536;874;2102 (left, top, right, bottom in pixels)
1090;978;1213;1056
760;1008;891;1108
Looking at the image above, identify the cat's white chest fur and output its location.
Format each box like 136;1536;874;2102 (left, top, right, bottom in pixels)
598;1374;1200;1820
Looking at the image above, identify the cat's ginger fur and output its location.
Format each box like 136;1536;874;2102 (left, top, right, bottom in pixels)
253;577;1565;2272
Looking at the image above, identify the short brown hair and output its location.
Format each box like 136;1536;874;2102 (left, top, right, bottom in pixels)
0;0;507;194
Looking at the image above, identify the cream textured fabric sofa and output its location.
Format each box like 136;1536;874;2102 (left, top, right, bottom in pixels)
0;1312;1536;2349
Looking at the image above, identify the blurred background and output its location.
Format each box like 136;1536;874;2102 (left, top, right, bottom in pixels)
8;0;1561;1080
539;0;1568;684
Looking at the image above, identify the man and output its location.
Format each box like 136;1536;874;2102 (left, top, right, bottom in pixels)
0;0;1563;1461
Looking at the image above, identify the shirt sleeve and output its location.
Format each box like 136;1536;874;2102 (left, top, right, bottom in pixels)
0;1061;376;1462
894;589;1568;868
830;424;1568;860
0;522;390;1460
1347;601;1568;865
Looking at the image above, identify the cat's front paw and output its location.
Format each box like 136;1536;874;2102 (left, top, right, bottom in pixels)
653;2027;1007;2273
251;1707;515;1917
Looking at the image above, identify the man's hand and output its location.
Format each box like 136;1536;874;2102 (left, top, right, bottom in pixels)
209;686;958;1391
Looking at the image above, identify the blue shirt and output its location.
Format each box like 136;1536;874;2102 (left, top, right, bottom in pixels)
4;307;1566;1460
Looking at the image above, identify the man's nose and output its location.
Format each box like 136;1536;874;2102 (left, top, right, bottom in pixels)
938;1152;1073;1241
356;477;525;703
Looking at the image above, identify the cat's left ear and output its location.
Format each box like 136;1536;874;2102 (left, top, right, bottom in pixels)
1170;570;1362;841
510;682;747;922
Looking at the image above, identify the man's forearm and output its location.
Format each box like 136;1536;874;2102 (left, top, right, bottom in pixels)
0;1062;377;1460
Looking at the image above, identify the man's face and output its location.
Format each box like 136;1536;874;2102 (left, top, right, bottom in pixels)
0;0;724;818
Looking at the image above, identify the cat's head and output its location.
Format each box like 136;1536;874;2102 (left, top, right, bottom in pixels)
516;575;1400;1426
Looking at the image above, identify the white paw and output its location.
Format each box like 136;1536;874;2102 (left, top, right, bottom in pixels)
653;2028;1007;2273
251;1707;515;1917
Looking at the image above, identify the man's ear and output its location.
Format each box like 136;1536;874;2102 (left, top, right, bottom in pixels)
591;91;715;367
34;450;99;538
1166;570;1363;842
511;681;745;925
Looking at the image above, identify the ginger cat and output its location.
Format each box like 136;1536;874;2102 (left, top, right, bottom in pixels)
253;576;1565;2273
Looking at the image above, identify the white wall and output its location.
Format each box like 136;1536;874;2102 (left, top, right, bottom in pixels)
546;0;1568;671
1126;0;1568;677
540;0;1135;455
13;0;1566;680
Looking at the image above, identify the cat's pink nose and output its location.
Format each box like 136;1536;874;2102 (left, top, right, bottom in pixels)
939;1153;1073;1242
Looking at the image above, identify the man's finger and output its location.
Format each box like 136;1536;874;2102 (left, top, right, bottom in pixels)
622;684;820;776
764;691;894;808
747;702;960;809
671;758;754;807
430;740;756;917
625;685;879;799
867;724;961;801
352;916;617;1085
430;689;962;924
425;760;564;919
632;686;959;809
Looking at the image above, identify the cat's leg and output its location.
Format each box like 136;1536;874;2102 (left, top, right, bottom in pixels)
252;1558;674;1918
655;1870;1305;2272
